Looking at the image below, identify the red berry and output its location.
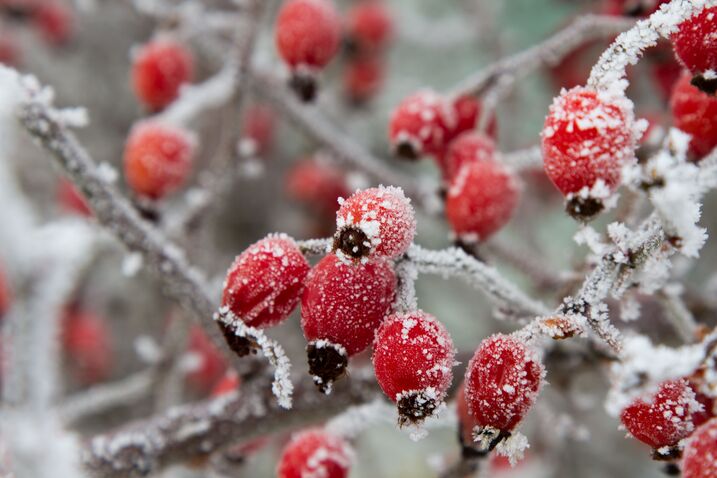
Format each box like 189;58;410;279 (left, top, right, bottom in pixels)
57;179;91;217
185;326;228;395
0;267;10;319
277;428;353;478
241;104;275;156
221;234;310;329
344;0;393;55
373;311;455;424
131;39;194;111
343;56;384;104
620;379;701;451
0;33;20;66
210;370;241;397
672;6;717;94
286;155;349;216
449;95;497;140
301;254;396;390
456;381;477;447
542;87;637;219
334;186;416;260
682;417;717;478
445;159;519;242
670;71;717;158
61;307;113;384
464;334;544;440
441;131;496;181
389;90;455;159
123;121;195;200
34;0;73;46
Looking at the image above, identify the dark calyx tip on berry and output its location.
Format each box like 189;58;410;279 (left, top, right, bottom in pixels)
307;341;348;394
219;322;258;357
565;195;604;222
289;71;318;103
651;446;682;462
396;390;439;427
690;73;717;96
333;226;371;259
394;140;420;161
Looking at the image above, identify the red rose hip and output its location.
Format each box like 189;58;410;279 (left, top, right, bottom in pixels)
373;311;455;425
334;186;416;261
464;334;544;449
343;56;384;105
286;155;349;216
671;6;717;94
670;71;717;158
682;417;717;478
131;39;194;111
301;253;396;391
61;307;113;384
185;325;228;395
123;121;195;200
441;131;496;181
389;90;455;159
277;428;354;478
344;0;393;55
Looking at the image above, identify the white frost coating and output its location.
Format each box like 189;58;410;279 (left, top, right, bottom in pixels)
495;430;530;467
393;259;418;314
215;307;294;409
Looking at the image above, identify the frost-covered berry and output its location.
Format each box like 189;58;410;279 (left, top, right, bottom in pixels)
344;0;393;55
343;56;384;105
449;95;497;140
241;104;275;156
275;0;340;102
670;71;717;158
57;179;91;217
286;155;349;216
185;326;228;395
0;267;10;319
333;186;416;261
34;0;73;46
542;87;638;220
221;234;310;355
464;334;544;449
682;418;717;478
301;254;396;391
620;379;701;457
373;311;455;425
389;90;455;159
61;307;113;385
131;39;194;111
441;131;496;181
123;121;195;200
445;159;519;243
277;428;354;478
671;6;717;95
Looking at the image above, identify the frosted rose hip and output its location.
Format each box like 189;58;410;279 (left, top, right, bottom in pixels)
185;325;228;395
670;72;717;158
301;254;396;391
373;311;455;425
449;95;497;140
61;307;113;384
334;186;415;260
445;159;519;242
389;90;455;159
683;418;717;478
344;0;393;55
131;39;194;111
542;87;637;220
277;428;353;478
671;6;717;94
123;122;195;200
343;56;384;104
441;131;496;181
464;334;544;448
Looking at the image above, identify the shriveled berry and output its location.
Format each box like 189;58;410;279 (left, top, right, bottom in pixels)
441;131;496;181
344;0;392;55
542;87;637;219
682;417;717;478
445;159;519;242
464;334;544;447
334;186;415;260
672;6;717;94
343;56;384;104
241;104;275;156
277;428;354;478
131;39;194;111
620;379;701;454
123;121;195;200
34;0;73;45
185;326;228;395
286;155;349;216
275;0;340;101
373;311;455;425
221;234;310;330
670;71;717;158
301;254;396;391
61;307;113;384
57;179;91;217
389;90;455;159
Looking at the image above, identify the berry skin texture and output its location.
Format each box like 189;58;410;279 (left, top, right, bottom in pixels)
286;156;349;216
445;159;519;242
671;6;717;94
542;87;637;219
670;72;717;158
464;334;544;438
123;122;195;200
373;311;455;425
682;417;717;478
277;428;354;478
344;0;393;55
131;40;194;111
441;131;496;181
620;379;701;452
334;186;416;261
275;0;340;69
62;308;113;385
389;90;455;159
221;234;310;329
